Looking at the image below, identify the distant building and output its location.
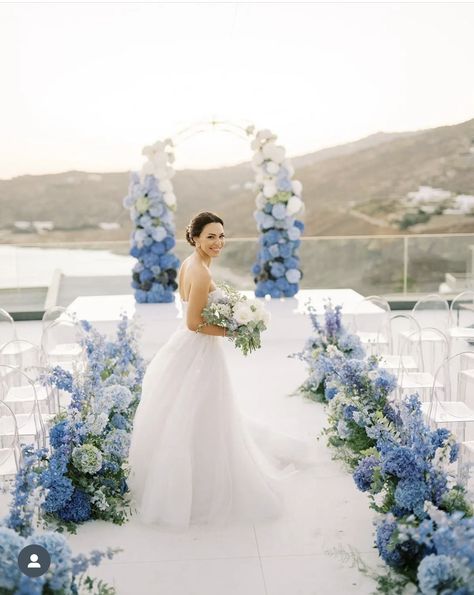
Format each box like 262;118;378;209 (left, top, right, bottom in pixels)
406;185;452;204
14;221;32;231
99;222;121;231
33;221;54;233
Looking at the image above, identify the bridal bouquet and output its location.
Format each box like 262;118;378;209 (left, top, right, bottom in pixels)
201;282;270;355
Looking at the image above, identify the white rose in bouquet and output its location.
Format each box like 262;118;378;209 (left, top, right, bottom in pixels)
233;302;254;325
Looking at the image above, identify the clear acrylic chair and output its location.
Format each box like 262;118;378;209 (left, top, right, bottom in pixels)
379;313;420;373
41;319;86;373
421;351;474;444
448;290;474;343
0;401;21;485
412;294;450;333
0;308;35;365
0;364;48;448
351;295;391;356
42;306;72;330
397;327;449;402
0;340;57;414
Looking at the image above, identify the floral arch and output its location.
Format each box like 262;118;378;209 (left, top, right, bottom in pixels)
123;121;305;303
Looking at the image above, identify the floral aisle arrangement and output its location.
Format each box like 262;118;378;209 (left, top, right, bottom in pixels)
123;139;180;303
290;301;365;403
249;127;305;298
1;445;120;594
384;503;474;593
200;283;270;355
38;314;145;532
293;302;473;594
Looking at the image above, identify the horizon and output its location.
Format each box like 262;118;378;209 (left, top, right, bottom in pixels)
1;3;474;178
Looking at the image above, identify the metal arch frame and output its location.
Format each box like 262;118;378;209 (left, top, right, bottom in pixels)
170;119;255;148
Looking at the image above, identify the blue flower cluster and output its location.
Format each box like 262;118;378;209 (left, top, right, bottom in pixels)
402;507;474;593
290;301;366;402
25;314;145;529
123;172;180;303
293;295;471;592
251;187;304;298
0;445;120;592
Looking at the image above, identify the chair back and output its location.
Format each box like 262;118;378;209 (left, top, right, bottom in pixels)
0;364;44;442
0;400;21;476
412;294;450;332
0;308;17;349
450;290;474;329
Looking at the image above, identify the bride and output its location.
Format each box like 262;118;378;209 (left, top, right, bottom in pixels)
128;211;308;528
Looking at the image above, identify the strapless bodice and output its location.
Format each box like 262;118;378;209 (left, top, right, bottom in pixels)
181;288;221;307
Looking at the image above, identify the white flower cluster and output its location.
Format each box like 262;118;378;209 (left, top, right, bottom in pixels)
233;299;271;326
141;139;177;209
250;128;304;218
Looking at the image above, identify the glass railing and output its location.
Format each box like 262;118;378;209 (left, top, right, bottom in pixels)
1;233;473;311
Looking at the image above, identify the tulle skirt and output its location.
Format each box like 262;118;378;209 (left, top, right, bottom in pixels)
128;322;309;529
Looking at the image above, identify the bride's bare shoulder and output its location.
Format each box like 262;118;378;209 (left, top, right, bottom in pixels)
179;257;211;297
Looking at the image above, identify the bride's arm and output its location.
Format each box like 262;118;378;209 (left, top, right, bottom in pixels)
186;271;226;337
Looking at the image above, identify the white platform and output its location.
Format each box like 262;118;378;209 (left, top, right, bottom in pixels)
0;291;389;594
66;289;380;360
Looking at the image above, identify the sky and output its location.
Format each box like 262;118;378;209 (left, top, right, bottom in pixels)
1;2;473;179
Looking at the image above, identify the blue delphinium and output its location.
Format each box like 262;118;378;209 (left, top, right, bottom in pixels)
290;301;366;402
49;420;70;448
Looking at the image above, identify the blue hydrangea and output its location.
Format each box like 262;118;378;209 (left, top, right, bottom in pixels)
373;368;398;398
32;531;73;591
110;413;129;430
103;429;131;459
102;384;133;412
57;489;91;523
0;526;24;589
42;475;74;513
381;446;422;480
353;456;379;492
272;203;287;220
376;518;403;566
394;478;428;516
270;262;286;278
343;405;358;421
417;554;457;594
324;384;338;400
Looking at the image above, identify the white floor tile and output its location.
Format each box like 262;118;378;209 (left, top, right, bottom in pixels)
261;552;381;595
86;557;267;595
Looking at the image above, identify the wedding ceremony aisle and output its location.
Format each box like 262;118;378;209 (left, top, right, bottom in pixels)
0;319;381;595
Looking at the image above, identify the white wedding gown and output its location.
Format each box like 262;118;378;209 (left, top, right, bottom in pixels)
128;289;310;529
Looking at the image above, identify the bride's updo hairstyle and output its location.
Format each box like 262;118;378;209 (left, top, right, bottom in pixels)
185;211;224;246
